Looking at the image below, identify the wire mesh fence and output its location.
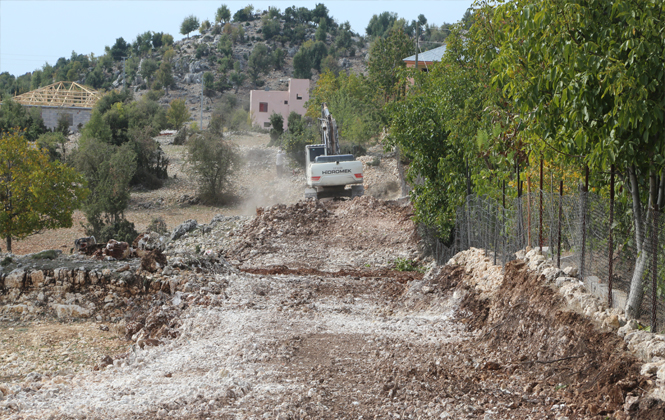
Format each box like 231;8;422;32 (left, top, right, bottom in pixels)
423;189;665;333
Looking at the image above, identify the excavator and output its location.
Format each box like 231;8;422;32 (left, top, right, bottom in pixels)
304;103;364;199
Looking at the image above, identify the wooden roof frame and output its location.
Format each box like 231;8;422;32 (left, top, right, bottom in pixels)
12;81;101;109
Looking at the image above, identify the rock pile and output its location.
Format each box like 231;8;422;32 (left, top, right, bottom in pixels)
0;216;244;323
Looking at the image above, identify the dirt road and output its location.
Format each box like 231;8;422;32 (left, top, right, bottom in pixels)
2;133;664;418
3;197;664;419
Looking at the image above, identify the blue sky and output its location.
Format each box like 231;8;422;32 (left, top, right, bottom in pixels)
0;0;473;77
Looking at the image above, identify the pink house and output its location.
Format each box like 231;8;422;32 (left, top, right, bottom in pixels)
250;78;309;130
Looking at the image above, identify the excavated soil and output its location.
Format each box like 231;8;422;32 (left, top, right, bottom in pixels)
3;198;664;419
227;196;419;271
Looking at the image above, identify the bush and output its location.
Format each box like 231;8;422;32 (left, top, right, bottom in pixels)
146;216;168;235
73;138;137;243
98;219;139;243
195;43;210;59
36;131;68;161
269;112;284;142
186;131;239;204
129;126;169;190
167;98;191;130
393;258;424;273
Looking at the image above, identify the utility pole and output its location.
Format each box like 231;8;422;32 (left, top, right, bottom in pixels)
200;75;203;129
415;24;419;71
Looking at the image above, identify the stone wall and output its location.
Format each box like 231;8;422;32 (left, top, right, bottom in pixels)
0;264;161;321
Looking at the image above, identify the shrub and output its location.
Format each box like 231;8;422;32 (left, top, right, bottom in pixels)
98;219;139;243
269;112;284;142
146;216;168;235
186;131;239;204
167;98;191;130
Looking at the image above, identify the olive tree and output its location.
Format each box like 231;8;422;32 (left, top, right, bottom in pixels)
180;15;200;38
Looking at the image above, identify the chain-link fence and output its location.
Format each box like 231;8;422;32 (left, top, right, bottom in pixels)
423;190;665;333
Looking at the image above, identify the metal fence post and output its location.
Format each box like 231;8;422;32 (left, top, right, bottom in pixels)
540;158;544;252
579;167;589;279
652;207;659;332
558;180;563;269
608;166;614;308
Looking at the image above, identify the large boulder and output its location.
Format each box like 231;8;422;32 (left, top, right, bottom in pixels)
51;304;91;319
171;219;199;241
4;269;25;289
133;231;166;257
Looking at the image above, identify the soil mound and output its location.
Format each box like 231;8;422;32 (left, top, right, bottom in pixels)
227;196;419;270
442;261;665;419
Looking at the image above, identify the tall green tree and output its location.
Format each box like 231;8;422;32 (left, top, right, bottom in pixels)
73;137;137;242
493;0;665;318
247;43;271;85
367;29;413;101
366;12;399;39
180;15;200;38
216;4;231;24
0;131;87;252
229;62;246;93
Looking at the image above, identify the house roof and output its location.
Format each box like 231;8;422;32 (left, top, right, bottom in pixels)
403;45;447;63
11;81;101;109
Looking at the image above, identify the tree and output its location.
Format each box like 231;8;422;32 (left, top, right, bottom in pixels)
151;31;164;49
493;0;665;319
180;15;200;38
186;131;239;203
306;71;383;146
272;48;286;70
167;98;190;130
110;37;129;60
367;28;413;101
203;71;215;97
247;43;271;85
0;98;48;141
217;34;233;57
155;61;174;94
366;12;399;39
37;131;68;161
199;19;211;34
216;4;231;24
269;112;284;141
315;19;328;42
229;62;246;93
262;17;281;41
335;21;354;54
161;33;174;47
293;49;312;79
139;58;158;85
233;4;254;22
73;137;137;243
0;131;87;252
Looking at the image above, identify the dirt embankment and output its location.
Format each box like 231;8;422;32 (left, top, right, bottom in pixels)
415;261;664;419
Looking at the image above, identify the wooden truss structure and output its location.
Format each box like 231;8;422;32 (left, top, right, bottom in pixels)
12;81;101;109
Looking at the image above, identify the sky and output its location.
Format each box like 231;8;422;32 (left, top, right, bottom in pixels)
0;0;473;77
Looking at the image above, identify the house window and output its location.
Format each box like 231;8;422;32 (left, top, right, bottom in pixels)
259;102;268;112
264;122;271;128
296;94;302;100
284;100;288;105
